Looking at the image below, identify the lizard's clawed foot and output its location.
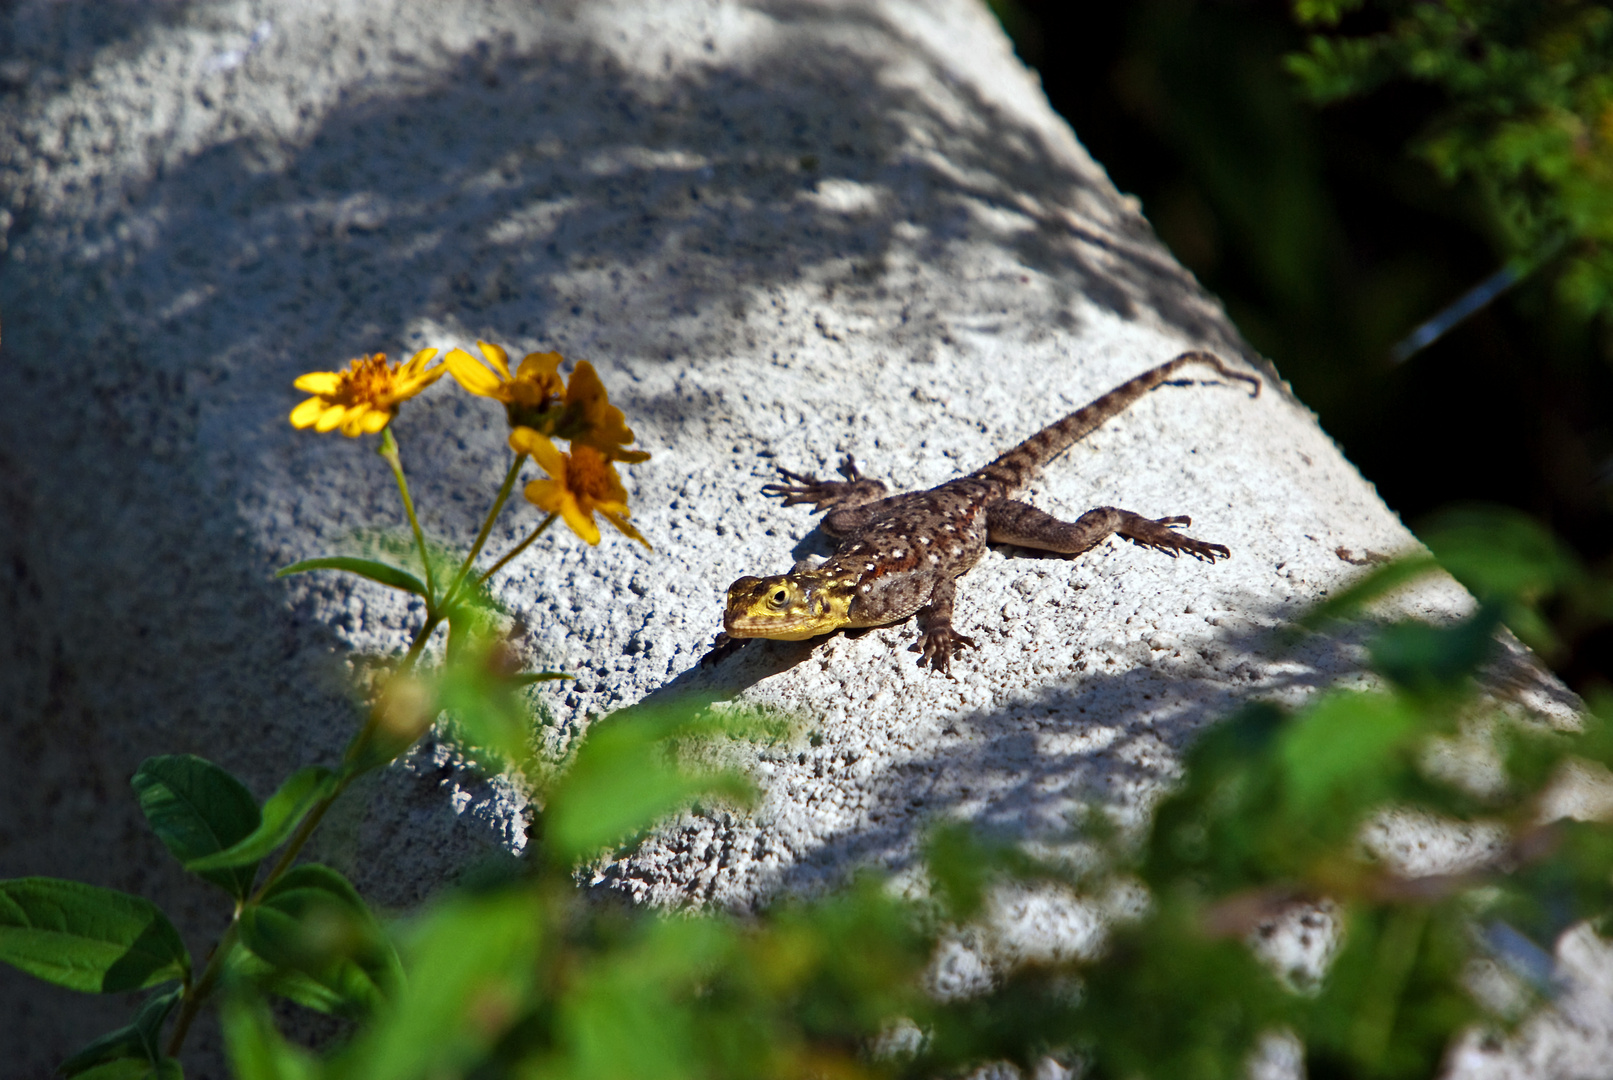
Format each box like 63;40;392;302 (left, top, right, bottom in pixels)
699;632;749;668
762;456;885;511
910;625;977;676
1123;515;1231;562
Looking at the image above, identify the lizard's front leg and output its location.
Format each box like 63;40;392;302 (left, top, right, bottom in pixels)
987;500;1232;562
909;575;976;676
762;455;893;538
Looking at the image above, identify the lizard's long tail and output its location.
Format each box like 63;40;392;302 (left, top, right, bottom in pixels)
974;350;1260;492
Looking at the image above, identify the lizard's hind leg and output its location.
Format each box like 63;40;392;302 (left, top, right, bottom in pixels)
987;500;1231;562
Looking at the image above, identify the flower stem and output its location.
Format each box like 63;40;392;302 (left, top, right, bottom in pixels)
378;429;436;606
446;452;527;605
164;778;348;1058
164;584;454;1058
164;922;239;1057
167;446;539;1058
400;614;444;674
479;513;557;585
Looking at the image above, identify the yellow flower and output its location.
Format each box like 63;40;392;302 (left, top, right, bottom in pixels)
289;349;443;436
446;342;650;463
558;361;652;464
509;427;651;550
444;341;565;424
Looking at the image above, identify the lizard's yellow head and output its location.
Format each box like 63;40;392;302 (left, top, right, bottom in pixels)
722;571;853;641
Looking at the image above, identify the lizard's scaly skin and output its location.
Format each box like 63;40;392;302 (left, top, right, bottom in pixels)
713;350;1260;675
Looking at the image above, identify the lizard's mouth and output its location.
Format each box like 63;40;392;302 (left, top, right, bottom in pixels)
723;616;830;641
723;575;848;640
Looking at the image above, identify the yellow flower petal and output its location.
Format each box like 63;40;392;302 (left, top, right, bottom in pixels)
290;397;326;428
516;437;643;549
524;480;600;545
340;406;373;437
314;404;348;433
522;477;565;515
445;347;504;398
601;509;652;550
360;408;392;434
476;341;512;380
558;495;601;545
516;351;564;384
400;347;440;377
510;428;566;477
395;368;444;398
562;360;648;462
294;372;342;395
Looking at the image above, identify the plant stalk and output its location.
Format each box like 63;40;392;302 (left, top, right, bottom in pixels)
163;782;346;1057
480;513;557;585
445;452;528;606
378;428;437;606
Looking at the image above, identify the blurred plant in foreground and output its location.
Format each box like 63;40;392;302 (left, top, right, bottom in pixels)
1289;0;1613;319
4;345;1613;1080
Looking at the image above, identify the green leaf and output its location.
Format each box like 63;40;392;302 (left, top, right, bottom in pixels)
328;891;540;1080
226;941;352;1016
237;864;400;1020
275;557;428;598
0;879;189;993
429;601;552;778
132;755;263;900
1368;605;1505;696
59;990;180;1076
923;823;1047;922
222;994;317;1080
1293;555;1440;635
1306;903;1478;1078
186;767;337;873
1279;694;1420;826
1292;0;1362;26
544;709;756;863
1419;505;1581;603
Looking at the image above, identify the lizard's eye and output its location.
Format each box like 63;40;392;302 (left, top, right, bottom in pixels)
769;589;788;607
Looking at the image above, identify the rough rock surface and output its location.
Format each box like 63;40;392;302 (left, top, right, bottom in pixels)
0;0;1592;1076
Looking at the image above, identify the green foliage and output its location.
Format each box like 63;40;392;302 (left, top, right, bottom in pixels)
11;320;1613;1079
59;991;181;1077
133;755;263;900
1288;0;1613;318
11;498;1613;1077
1072;901;1295;1080
543;706;755;863
236;865;401;1020
275;557;429;599
187;766;338;874
0;879;189;993
326;890;541;1080
1305;903;1479;1079
430;592;555;776
220;996;315;1080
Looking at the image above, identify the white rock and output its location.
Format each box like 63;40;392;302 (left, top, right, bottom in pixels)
0;0;1587;1074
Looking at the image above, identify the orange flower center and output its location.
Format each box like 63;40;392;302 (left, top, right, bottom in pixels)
566;445;618;502
338;354;396;405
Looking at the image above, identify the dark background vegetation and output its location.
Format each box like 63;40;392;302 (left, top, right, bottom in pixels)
994;0;1613;694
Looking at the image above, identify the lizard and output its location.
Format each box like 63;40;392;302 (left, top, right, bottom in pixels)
707;350;1261;676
